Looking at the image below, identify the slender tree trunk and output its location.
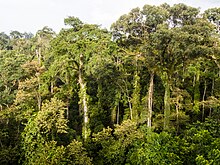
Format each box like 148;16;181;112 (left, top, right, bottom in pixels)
51;82;54;94
131;55;140;121
36;45;42;111
202;80;207;121
131;73;140;121
210;78;215;117
51;80;54;94
36;47;42;65
37;93;41;111
163;72;171;130
36;73;41;111
111;106;116;124
66;72;70;120
112;91;121;125
79;54;89;140
38;47;41;65
124;80;133;120
193;70;200;113
147;72;154;128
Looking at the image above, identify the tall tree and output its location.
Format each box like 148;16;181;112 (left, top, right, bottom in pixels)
49;16;115;139
111;4;169;126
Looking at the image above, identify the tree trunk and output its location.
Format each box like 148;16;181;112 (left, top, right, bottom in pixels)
36;47;42;65
147;72;154;128
163;72;171;130
202;80;207;121
210;78;215;117
66;72;70;120
193;70;200;113
131;73;140;121
79;54;89;140
124;80;133;120
37;73;41;111
51;81;54;94
131;55;140;121
112;91;121;125
111;106;116;124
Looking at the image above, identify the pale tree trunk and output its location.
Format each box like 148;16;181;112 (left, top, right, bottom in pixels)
36;47;42;65
163;72;171;130
202;80;207;121
51;81;54;94
36;73;41;111
37;93;41;111
131;73;140;121
79;54;89;140
112;91;121;125
210;78;215;116
111;106;116;124
38;47;41;65
193;70;200;113
36;45;42;111
131;55;140;121
66;72;70;120
147;72;154;128
124;80;133;120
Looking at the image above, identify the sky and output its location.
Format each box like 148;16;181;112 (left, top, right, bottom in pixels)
0;0;220;34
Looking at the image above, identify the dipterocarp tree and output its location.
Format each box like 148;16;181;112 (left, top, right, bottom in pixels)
111;4;169;126
48;16;116;139
148;20;215;129
112;3;217;130
34;26;55;65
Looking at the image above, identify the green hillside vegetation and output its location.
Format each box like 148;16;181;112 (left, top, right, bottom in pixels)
1;3;220;164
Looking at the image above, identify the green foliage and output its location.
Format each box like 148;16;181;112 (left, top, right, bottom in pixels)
1;3;220;165
36;98;68;135
21;98;68;164
27;141;65;165
127;132;182;165
91;120;143;164
0;50;28;107
65;139;92;165
179;119;220;164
